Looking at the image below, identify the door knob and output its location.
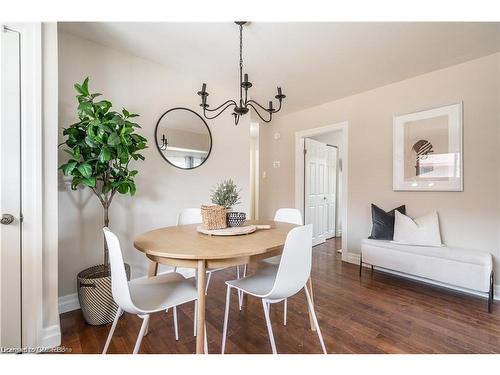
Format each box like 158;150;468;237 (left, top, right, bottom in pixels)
1;214;14;225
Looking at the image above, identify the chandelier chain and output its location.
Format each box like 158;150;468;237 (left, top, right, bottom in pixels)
239;24;243;106
197;22;285;125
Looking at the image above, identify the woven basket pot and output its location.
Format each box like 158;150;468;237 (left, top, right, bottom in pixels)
201;205;227;230
77;263;131;326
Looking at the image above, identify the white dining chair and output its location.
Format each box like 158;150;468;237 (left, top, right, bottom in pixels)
259;208;303;325
221;224;327;354
102;227;206;354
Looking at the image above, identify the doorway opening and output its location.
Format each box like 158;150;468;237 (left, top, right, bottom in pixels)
294;122;348;260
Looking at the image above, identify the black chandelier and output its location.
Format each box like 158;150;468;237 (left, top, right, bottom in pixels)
197;21;286;125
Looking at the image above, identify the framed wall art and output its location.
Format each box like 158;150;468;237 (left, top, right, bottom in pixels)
393;102;463;191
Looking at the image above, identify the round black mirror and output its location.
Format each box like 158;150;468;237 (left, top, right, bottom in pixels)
155;108;212;169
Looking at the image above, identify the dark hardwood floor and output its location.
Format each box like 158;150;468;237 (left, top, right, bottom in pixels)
59;238;500;354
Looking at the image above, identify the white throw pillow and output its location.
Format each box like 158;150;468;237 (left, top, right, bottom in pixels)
393;210;443;247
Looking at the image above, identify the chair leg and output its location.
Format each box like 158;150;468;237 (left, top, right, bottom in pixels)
205;271;212;295
221;285;232;354
193;300;197;337
173;306;179;341
133;314;150;354
283;298;288;326
204;324;208;354
304;287;327;354
262;300;277;354
102;307;122;354
236;266;243;310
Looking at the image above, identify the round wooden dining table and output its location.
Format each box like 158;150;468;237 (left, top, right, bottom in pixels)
133;220;316;354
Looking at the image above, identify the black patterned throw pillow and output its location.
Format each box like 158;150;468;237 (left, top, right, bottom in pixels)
368;204;406;240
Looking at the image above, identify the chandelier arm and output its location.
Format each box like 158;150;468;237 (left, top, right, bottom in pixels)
246;99;273;113
234;114;240;126
203;99;238;112
247;103;272;123
274;99;283;113
203;102;237;120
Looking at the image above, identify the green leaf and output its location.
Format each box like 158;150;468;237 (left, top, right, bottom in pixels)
95;100;112;113
122;108;130;117
84;136;97;148
78;102;94;117
71;177;83;190
83;177;96;188
74;84;84;95
117;182;129;194
98;147;111;162
128;181;137;196
107;132;121;146
62;161;77;175
77;163;92;178
82;77;89;96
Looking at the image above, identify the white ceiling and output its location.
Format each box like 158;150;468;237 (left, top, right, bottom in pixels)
59;22;500;115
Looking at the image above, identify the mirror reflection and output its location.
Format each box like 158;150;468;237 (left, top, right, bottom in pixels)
155;108;212;169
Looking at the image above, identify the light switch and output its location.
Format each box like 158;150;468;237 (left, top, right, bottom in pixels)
273;161;281;168
262;171;267;179
274;132;281;140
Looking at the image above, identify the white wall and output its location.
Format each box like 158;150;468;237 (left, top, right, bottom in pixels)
260;53;500;277
58;31;250;297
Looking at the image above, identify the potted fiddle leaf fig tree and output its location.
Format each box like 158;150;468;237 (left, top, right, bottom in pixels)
59;77;147;325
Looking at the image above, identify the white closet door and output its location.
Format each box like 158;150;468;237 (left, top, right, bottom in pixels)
0;27;22;349
304;138;329;246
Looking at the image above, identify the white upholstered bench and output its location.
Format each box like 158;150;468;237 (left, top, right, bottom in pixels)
360;239;494;312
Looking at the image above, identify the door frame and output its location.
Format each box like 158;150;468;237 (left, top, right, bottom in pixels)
1;22;44;348
294;121;349;260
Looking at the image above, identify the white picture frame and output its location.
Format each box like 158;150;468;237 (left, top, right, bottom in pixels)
393;102;463;191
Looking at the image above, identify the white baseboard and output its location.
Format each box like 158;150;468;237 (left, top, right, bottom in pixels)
344;251;500;302
58;293;80;314
40;324;61;349
342;250;360;265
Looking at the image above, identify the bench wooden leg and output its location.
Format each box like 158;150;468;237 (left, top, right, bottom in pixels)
359;253;362;277
488;271;494;313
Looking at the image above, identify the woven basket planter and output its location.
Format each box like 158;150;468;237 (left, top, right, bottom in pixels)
201;205;227;230
77;263;130;326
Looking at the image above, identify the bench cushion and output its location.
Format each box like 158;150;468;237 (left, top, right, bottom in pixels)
362;239;492;267
361;239;493;293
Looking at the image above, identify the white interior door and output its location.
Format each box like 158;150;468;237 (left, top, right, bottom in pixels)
0;26;22;349
304;138;327;245
326;145;338;239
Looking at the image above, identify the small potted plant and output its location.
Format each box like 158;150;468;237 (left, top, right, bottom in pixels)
210;179;246;227
59;78;147;325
